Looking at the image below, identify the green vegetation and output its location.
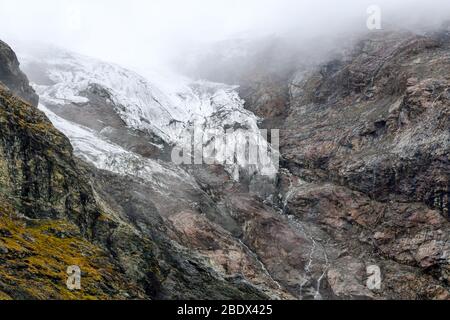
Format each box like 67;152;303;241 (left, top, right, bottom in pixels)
0;200;123;300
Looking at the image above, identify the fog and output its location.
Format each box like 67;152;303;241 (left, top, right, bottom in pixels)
1;0;450;73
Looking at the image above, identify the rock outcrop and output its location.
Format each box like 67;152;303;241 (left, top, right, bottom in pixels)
0;83;138;299
0;41;38;106
231;30;450;299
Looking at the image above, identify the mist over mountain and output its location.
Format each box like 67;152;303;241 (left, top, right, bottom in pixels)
2;0;450;72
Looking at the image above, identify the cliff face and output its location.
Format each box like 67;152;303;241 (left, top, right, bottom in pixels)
0;85;99;227
281;32;450;299
181;29;450;299
225;31;450;299
0;41;38;106
0;41;121;299
278;31;449;217
0;83;136;299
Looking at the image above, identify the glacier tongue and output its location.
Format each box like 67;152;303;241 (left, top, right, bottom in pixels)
22;49;278;180
38;103;198;192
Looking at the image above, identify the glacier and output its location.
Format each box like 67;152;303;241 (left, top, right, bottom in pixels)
38;103;199;193
20;48;278;181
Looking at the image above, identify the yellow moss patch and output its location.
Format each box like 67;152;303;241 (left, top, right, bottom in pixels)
0;208;123;300
0;291;12;300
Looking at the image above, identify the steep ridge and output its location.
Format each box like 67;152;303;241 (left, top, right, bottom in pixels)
278;31;450;299
0;41;38;106
0;81;142;299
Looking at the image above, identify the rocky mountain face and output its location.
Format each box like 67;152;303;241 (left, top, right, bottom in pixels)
0;27;449;300
0;41;38;107
186;30;450;299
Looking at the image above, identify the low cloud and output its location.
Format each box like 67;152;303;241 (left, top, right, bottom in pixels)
0;0;449;72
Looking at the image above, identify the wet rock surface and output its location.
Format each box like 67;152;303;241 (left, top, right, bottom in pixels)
185;30;450;299
240;31;450;299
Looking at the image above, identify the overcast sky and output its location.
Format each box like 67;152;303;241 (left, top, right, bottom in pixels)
1;0;449;71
